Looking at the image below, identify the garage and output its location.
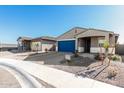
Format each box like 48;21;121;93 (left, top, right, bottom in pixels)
42;44;55;52
58;40;75;52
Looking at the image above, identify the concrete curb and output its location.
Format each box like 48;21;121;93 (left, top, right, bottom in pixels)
0;62;43;88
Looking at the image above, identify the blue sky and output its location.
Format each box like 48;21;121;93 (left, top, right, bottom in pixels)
0;5;124;44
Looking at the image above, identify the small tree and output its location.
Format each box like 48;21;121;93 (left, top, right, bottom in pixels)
103;40;110;64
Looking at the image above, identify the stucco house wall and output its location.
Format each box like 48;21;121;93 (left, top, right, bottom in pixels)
78;38;84;52
31;39;56;52
31;41;41;51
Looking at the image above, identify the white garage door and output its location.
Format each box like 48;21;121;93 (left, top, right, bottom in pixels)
42;44;54;52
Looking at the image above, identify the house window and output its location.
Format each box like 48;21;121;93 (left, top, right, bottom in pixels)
98;39;104;47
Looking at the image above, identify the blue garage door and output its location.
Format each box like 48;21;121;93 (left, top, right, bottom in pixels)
58;40;75;52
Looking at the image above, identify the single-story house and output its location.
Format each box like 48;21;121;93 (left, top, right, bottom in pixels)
56;27;119;54
17;37;32;52
17;36;56;52
31;36;56;52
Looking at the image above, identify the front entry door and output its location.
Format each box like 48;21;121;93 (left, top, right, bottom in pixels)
84;37;91;53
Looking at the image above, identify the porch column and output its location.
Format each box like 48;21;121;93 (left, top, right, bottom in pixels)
75;38;78;51
56;41;58;52
105;34;109;42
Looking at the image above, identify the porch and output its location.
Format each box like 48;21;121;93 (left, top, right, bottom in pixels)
76;36;116;54
18;40;31;52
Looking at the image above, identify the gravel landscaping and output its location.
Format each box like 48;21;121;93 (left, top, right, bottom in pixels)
93;62;124;88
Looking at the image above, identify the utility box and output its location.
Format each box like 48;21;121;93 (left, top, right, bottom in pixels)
65;54;73;61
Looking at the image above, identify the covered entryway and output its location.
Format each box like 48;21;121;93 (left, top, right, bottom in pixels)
84;37;91;53
58;40;75;52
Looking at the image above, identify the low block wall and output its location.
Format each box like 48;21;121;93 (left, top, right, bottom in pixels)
116;44;124;55
78;47;84;52
90;47;115;54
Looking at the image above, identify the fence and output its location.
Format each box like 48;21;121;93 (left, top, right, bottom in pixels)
116;44;124;55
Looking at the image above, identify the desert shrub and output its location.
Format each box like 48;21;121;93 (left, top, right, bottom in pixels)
110;55;122;62
73;50;79;57
103;40;109;50
107;66;118;79
95;53;105;60
45;48;48;53
94;54;100;60
66;60;72;63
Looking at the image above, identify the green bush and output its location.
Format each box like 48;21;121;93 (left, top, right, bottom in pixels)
103;40;109;49
110;55;122;61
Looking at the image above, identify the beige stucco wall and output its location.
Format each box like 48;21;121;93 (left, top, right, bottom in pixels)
31;40;56;51
90;47;115;54
78;38;84;47
31;41;42;51
41;40;56;51
109;34;116;47
91;37;98;47
78;38;84;52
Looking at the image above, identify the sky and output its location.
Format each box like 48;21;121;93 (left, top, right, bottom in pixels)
0;5;124;44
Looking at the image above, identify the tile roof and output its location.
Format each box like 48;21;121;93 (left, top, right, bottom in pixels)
31;36;56;41
57;27;118;39
17;37;32;41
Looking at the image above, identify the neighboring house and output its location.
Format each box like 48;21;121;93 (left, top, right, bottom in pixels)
17;36;56;52
56;27;119;54
0;43;17;51
17;37;32;52
31;36;56;52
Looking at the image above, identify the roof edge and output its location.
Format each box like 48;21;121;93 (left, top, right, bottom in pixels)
57;27;87;39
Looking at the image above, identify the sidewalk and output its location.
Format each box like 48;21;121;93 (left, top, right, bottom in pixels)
0;58;119;88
